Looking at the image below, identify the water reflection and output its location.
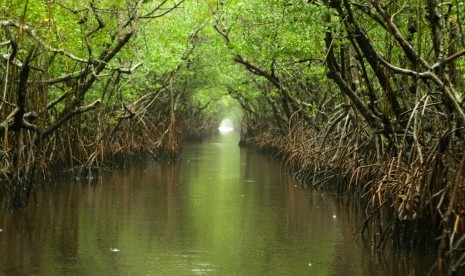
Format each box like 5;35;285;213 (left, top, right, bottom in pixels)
0;132;435;275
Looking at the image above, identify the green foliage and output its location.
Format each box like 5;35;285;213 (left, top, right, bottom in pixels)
227;0;327;66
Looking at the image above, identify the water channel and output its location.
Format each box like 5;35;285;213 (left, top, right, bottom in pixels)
0;131;435;275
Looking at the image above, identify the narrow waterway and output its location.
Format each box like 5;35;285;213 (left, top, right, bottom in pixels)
0;131;435;275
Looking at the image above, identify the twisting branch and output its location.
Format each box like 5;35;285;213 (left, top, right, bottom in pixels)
377;55;465;126
233;55;281;89
140;0;186;19
425;0;446;61
368;1;431;69
436;49;465;69
0;40;11;46
0;47;40;133
112;61;143;74
0;21;89;64
42;69;86;85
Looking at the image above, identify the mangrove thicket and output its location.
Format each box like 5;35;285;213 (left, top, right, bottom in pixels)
2;0;465;273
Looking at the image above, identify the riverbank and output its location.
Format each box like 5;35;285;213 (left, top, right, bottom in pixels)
238;125;464;274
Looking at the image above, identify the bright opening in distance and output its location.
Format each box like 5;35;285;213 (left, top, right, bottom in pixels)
218;118;234;133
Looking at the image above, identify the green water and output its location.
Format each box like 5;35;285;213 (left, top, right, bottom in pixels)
0;132;434;275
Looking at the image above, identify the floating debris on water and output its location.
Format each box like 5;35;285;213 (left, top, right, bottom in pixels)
332;214;337;219
110;248;120;252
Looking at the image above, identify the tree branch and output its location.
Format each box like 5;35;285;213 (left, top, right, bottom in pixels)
0;21;89;64
140;0;185;19
369;1;431;69
113;61;143;74
377;56;465;126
